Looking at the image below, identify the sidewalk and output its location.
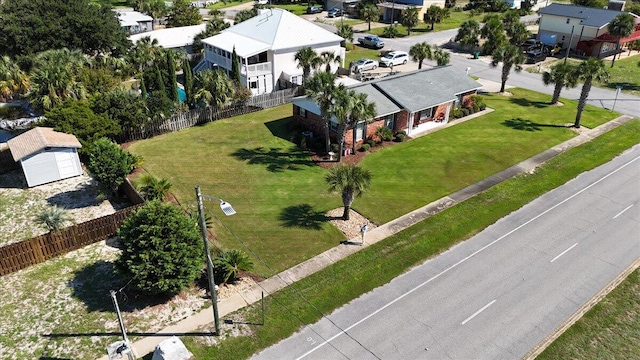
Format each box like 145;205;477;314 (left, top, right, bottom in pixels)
106;111;635;360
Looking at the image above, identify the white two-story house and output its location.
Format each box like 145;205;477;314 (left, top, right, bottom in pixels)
198;8;345;95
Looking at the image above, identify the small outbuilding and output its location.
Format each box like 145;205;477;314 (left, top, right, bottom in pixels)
7;127;83;187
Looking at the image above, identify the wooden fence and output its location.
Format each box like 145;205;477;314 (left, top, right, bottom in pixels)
0;204;143;276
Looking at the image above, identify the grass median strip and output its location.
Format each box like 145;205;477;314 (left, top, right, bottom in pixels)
181;120;640;358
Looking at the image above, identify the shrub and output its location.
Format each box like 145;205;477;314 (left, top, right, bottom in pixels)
37;206;71;232
134;174;172;202
479;103;487;111
461;108;470;117
360;143;370;151
376;126;394;141
366;138;376;148
382;26;400;38
116;201;203;296
330;143;340;153
299;136;307;150
213;249;254;284
394;133;406;142
87;138;140;196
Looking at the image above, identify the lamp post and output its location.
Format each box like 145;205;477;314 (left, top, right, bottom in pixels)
195;185;236;336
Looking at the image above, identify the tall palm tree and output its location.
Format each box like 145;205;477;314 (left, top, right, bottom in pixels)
608;13;635;67
336;23;354;43
193;69;235;109
326;165;372;220
349;92;377;155
0;56;29;101
433;47;451;66
409;42;432;69
481;15;507;55
332;88;355;162
455;19;481;51
320;51;342;73
423;5;449;31
305;72;339;153
490;44;525;93
127;36;162;74
542;62;578;105
294;47;321;85
401;7;419;35
506;21;530;46
360;4;380;31
573;58;609;128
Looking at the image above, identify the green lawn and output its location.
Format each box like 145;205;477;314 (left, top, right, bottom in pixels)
594;55;640;97
181;118;640;360
356;88;614;224
344;44;383;67
370;11;484;38
271;4;308;15
207;0;253;10
538;267;640;359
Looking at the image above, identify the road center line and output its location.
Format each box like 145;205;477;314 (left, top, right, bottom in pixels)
461;300;497;325
613;204;634;219
550;243;579;263
295;153;640;360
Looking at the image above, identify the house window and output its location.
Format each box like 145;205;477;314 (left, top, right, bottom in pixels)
566;18;570;24
383;114;395;130
299;107;307;118
562;35;565;41
250;81;258;89
418;108;434;120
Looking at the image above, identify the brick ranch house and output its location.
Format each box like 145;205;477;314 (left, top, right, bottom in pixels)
291;66;482;151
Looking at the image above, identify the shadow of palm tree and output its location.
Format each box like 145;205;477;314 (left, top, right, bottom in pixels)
231;146;314;172
605;81;639;93
278;204;329;230
502;118;568;131
509;97;550;109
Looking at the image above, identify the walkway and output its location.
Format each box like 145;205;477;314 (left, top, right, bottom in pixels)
104;97;635;359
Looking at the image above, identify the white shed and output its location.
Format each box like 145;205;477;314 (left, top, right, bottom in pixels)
7;127;83;187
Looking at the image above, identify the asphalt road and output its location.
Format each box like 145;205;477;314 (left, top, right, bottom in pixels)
253;144;640;360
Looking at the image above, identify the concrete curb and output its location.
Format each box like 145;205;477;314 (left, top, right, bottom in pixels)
106;114;635;360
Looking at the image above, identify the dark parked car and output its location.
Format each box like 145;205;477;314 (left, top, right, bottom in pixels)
520;38;545;53
306;6;322;14
526;50;547;64
327;8;342;17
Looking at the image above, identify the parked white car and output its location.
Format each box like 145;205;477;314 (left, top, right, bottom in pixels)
352;58;379;72
379;51;408;67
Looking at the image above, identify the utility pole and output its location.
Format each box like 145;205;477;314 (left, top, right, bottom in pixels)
110;290;134;360
195;185;221;335
564;25;575;64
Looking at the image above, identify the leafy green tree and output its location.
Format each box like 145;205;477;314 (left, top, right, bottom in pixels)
0;56;29;101
409;42;433;69
78;67;122;96
481;14;507;55
43;100;121;152
166;0;203;27
401;7;419;35
87;137;139;194
147;90;175;122
490;44;525;93
183;58;194;107
336;23;354;43
231;46;241;84
193;69;235;109
167;51;179;102
235;8;257;23
456;20;481;50
148;0;167;23
423;5;449;31
294;47;321;85
520;0;534;14
127;36;162;74
135;174;172;201
320;51;342;73
332;87;355;162
305;72;339;153
501;10;520;31
0;0;130;58
91;89;148;128
37;206;71;233
326;165;372;220
348;92;376;155
445;0;456;8
155;66;167;98
573;58;609;128
213;249;254;284
116;200;202;296
608;14;635;67
140;77;148;98
433;47;451;66
360;4;380;31
571;0;605;7
542;62;578;105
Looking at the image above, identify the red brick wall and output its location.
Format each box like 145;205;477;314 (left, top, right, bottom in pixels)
461;90;478;108
292;105;325;138
396;110;409;132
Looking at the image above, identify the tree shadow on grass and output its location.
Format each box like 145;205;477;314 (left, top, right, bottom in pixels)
231;146;314;172
509;97;550;109
502;118;568;132
279;204;330;230
69;260;172;313
605;81;640;93
264;117;296;142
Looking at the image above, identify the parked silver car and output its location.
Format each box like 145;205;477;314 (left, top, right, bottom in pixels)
352;58;379;72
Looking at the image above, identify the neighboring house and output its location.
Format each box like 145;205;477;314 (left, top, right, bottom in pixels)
538;3;640;58
7;128;82;188
129;24;207;57
503;0;522;9
292;66;481;150
198;8;345;95
376;0;446;24
116;10;154;34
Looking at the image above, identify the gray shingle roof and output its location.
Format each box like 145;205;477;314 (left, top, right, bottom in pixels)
348;84;401;117
538;3;626;28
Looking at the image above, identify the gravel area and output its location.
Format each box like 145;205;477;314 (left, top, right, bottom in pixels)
326;207;377;240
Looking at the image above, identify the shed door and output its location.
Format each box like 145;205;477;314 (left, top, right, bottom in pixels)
55;149;80;179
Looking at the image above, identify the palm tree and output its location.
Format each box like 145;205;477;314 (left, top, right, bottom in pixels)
409;42;433;69
320;51;342;73
336;23;354;43
361;4;380;31
401;7;419;36
490;44;525;93
135;174;172;201
608;13;635;67
127;36;162;74
213;249;254;284
294;47;321;85
481;15;507;55
193;69;235;109
0;56;29;101
349;92;376;155
332;88;355;162
326;165;372;220
456;19;481;51
423;5;449;31
37;206;71;232
433;47;451;66
542;62;578;105
573;58;609;128
305;72;339;154
506;21;530;46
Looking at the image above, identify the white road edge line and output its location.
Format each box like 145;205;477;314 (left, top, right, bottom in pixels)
461;300;497;325
613;204;634;219
550;243;579;263
294;153;640;360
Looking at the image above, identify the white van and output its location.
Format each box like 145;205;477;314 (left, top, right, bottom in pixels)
379;51;408;67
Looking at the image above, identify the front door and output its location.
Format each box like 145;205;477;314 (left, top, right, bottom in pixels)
355;122;365;142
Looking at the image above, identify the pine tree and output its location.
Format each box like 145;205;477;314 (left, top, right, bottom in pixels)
140;77;147;98
231;46;241;84
183;57;193;108
155;66;166;98
167;52;178;102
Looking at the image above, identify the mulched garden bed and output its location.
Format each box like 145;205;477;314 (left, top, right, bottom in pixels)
310;138;408;169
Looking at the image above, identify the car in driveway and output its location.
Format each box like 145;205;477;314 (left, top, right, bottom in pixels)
306;5;322;14
327;8;342;17
352;58;379;72
525;50;547;64
379;51;408;67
